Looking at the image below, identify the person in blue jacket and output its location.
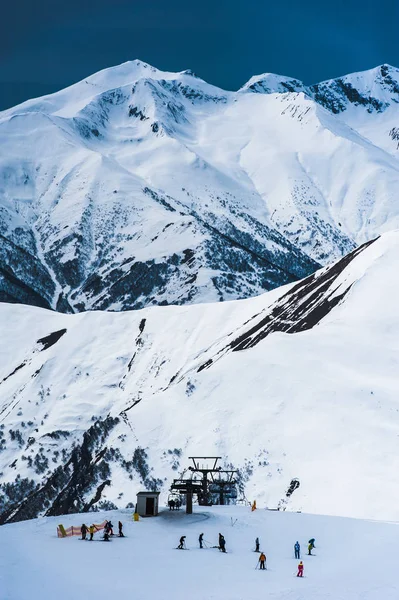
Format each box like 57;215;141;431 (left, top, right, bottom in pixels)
294;541;300;559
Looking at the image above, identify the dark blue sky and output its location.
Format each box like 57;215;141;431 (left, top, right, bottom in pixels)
1;0;398;110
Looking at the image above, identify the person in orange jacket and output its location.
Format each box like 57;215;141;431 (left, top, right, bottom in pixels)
258;552;267;570
297;561;304;577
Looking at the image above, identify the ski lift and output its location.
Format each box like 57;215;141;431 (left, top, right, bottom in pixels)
167;492;183;510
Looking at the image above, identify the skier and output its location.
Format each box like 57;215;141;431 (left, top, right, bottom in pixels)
255;537;260;552
103;529;110;541
258;552;266;570
177;535;186;549
81;523;87;540
297;561;304;577
219;534;226;553
294;541;300;559
108;521;114;535
308;538;316;549
199;533;204;549
118;521;124;537
168;499;175;511
89;524;95;541
308;542;313;555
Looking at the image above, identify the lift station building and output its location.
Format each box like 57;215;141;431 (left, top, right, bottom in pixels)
136;491;160;516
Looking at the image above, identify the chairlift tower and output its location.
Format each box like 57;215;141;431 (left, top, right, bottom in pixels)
170;456;238;514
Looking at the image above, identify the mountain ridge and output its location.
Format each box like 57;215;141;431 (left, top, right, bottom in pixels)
1;60;399;312
3;60;398;115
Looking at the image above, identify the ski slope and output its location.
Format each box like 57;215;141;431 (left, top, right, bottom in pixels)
1;505;398;600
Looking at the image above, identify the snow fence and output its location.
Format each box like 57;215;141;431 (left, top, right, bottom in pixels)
57;520;107;538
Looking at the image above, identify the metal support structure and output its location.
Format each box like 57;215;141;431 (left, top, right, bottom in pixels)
186;491;193;515
170;456;238;514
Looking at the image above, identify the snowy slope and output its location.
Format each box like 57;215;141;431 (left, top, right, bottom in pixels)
1;231;399;522
310;64;399;156
1;60;399;311
2;505;399;600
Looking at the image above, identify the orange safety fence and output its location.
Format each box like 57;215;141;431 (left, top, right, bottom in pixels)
57;520;107;538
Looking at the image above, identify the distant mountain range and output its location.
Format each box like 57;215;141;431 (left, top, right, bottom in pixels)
1;61;399;312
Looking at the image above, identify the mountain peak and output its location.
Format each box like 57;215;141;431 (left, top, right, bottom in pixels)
315;63;399;88
309;63;399;116
179;68;200;79
239;73;306;94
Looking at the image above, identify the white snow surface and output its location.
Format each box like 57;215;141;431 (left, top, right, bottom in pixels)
1;232;399;522
1;60;399;310
2;505;399;600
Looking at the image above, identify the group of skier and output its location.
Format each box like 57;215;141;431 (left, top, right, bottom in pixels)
292;538;316;577
255;538;316;576
177;532;316;577
177;532;227;552
80;520;124;541
80;507;315;577
80;523;96;541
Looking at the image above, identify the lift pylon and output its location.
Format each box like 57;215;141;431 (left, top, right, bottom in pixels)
170;456;238;514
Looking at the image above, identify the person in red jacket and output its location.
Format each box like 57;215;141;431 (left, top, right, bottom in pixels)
297;561;304;577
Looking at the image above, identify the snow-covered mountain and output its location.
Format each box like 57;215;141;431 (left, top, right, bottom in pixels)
310;64;399;154
1;61;399;311
1;231;399;523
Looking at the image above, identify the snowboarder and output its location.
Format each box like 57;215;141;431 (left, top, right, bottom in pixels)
103;529;110;541
169;499;175;511
308;538;315;549
89;525;95;541
255;537;260;552
258;552;266;570
297;561;304;577
219;534;226;553
177;535;186;549
108;521;114;536
81;523;87;540
294;541;300;559
308;542;313;555
199;533;204;549
118;521;124;537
